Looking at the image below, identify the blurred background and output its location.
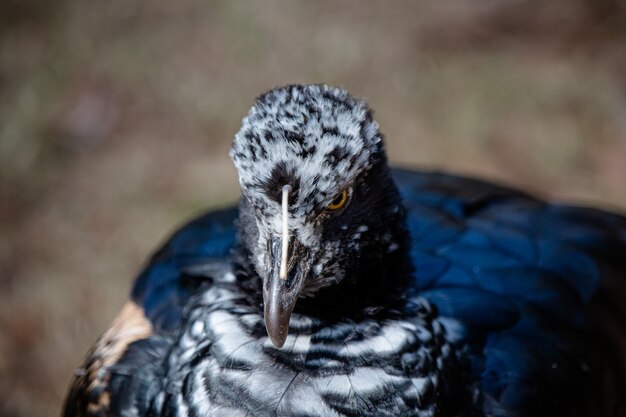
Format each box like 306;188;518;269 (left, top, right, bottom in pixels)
1;1;625;415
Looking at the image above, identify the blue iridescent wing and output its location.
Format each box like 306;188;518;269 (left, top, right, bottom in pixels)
64;207;238;417
394;168;626;415
131;206;238;334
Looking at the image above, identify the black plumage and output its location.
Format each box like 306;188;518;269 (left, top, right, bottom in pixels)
64;85;626;417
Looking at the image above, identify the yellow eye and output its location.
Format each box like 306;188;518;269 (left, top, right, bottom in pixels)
327;190;348;211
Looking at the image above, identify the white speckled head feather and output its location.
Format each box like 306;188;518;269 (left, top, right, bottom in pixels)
230;84;383;245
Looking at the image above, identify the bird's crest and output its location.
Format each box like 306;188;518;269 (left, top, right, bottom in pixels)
230;85;383;229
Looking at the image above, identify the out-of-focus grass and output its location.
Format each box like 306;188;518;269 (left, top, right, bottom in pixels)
1;1;625;416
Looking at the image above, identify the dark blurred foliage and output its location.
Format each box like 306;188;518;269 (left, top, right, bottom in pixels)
1;1;625;416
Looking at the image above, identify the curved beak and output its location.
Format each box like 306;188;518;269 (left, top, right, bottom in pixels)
263;236;309;347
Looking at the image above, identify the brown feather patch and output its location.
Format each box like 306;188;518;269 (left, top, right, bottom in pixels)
63;301;153;416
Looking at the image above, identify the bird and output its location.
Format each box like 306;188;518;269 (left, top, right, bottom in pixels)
63;84;626;417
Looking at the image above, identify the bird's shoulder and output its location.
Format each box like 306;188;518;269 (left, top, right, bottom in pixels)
393;168;626;415
131;206;239;334
393;168;626;323
63;207;240;416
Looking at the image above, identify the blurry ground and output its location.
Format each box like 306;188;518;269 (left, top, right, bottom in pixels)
1;1;625;416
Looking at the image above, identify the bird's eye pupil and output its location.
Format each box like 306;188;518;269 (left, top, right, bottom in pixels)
328;190;348;210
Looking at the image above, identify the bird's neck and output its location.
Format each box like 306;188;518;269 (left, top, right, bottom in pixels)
296;213;413;321
302;161;415;318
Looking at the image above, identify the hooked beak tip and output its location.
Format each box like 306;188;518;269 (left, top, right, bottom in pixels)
264;302;291;348
268;328;288;348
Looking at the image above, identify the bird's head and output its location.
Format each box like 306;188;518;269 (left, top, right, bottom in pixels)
231;85;407;347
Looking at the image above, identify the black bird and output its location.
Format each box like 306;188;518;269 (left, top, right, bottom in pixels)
64;85;626;417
